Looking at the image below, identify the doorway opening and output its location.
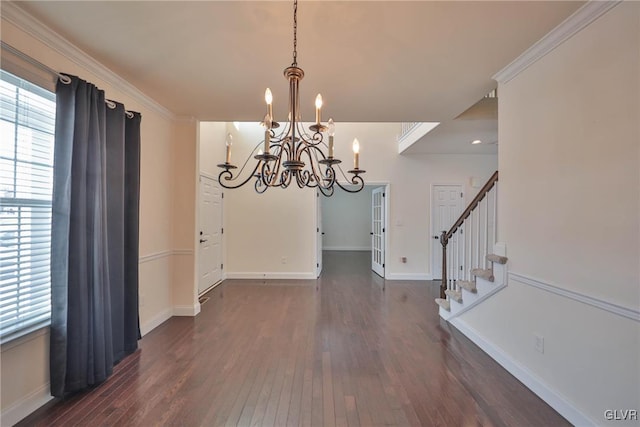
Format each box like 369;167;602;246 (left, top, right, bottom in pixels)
318;184;388;278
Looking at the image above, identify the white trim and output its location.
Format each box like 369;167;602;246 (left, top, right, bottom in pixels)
173;304;201;317
509;272;640;322
139;250;172;264
200;171;218;181
224;272;317;280
138;249;194;264
0;325;49;353
173;249;194;256
447;283;507;321
140;307;173;337
323;246;371;251
385;273;432;281
1;2;175;120
198;279;224;297
0;382;53;427
397;122;440;153
493;1;621;84
449;318;596;427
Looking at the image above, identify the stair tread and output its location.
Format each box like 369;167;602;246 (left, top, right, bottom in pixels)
445;289;462;303
435;298;451;311
487;254;508;264
471;268;495;282
458;280;477;293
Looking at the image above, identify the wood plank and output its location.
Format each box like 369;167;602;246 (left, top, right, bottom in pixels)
17;251;571;427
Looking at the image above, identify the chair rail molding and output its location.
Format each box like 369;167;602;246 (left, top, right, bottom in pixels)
509;272;640;322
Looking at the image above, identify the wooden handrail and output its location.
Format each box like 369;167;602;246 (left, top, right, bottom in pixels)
439;170;498;298
443;171;498;242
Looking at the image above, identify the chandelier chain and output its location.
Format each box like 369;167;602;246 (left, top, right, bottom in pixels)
292;0;298;66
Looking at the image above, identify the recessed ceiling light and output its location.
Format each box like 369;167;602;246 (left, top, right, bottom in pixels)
471;139;482;145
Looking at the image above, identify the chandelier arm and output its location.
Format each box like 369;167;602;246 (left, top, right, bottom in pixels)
317;184;334;197
301;144;330;189
335;174;365;193
255;176;269;193
218;161;262;189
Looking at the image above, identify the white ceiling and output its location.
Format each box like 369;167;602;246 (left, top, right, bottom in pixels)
13;1;583;152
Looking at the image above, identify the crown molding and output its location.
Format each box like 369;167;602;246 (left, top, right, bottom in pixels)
1;1;176;120
493;0;622;84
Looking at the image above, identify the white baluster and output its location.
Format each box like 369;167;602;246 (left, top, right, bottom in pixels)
493;183;498;250
484;194;489;268
474;205;480;269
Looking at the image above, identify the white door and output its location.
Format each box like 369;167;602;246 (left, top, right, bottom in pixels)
198;176;223;294
316;191;323;278
431;185;463;280
371;187;385;277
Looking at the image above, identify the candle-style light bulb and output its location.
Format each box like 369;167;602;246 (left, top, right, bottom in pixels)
264;114;271;154
315;94;323;124
225;133;233;164
265;88;273;119
327;118;335;158
352;138;360;169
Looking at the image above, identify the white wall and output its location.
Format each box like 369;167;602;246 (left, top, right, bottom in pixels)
460;3;640;425
203;120;497;280
322;186;374;251
208;122;318;279
199;122;227;178
333;123;497;279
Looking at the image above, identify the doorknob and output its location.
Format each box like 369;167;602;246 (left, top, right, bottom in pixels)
199;239;208;243
370;232;374;235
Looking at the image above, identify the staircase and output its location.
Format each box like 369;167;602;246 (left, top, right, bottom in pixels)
435;171;508;319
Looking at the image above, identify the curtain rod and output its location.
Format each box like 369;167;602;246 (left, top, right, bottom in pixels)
1;40;70;84
2;41;135;118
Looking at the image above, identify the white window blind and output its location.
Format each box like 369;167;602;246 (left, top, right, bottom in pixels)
0;70;56;343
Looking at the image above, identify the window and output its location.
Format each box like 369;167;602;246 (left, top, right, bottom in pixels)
0;70;56;343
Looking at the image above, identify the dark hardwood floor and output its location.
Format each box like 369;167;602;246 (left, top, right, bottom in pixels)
18;251;569;426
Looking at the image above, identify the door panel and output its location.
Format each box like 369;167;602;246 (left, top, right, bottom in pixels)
316;191;322;278
431;185;463;280
198;176;222;294
371;187;385;277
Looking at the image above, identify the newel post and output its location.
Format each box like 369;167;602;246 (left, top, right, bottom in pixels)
439;231;448;299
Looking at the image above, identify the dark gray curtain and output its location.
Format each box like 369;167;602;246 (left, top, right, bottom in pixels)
50;75;141;398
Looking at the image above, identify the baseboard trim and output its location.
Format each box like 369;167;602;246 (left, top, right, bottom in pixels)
224;272;317;280
1;382;53;427
323;247;371;251
385;273;432;281
173;304;201;317
140;307;172;336
449;318;595;426
509;272;640;322
446;282;507;321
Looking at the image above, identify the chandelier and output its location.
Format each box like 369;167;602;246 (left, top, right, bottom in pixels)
217;0;365;196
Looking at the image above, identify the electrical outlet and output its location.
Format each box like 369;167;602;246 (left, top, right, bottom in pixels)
401;257;407;263
534;334;544;354
281;256;287;264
